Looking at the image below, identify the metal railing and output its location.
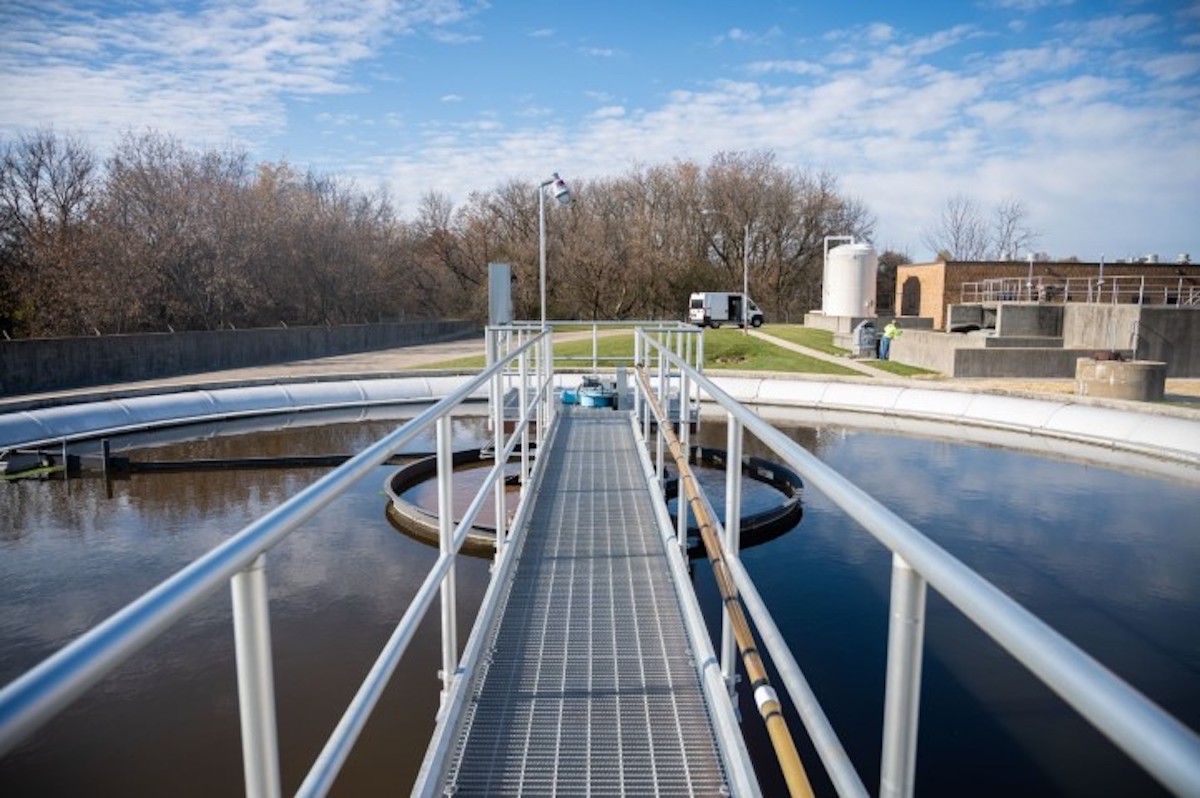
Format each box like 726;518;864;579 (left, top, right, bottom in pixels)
962;275;1200;305
0;328;557;798
633;328;1200;798
6;321;1199;797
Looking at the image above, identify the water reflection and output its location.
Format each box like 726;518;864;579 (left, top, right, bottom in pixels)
722;419;1199;798
0;412;1196;797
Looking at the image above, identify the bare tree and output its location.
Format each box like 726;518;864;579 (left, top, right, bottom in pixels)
922;194;990;261
0;130;99;335
991;196;1039;260
0;134;886;335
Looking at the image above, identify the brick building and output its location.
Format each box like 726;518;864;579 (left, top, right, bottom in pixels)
895;259;1200;329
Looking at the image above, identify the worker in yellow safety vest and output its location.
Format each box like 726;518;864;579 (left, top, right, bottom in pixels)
880;319;901;360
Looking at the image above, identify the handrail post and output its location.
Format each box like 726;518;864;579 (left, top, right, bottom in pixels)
485;327;497;415
544;331;555;431
492;351;507;559
436;415;457;708
643;328;652;441
676;366;690;549
655;345;666;484
537;334;548;451
519;346;530;494
230;553;282;798
722;412;744;698
880;553;927;798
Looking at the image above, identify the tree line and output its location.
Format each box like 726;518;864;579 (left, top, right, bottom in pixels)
1;130;890;338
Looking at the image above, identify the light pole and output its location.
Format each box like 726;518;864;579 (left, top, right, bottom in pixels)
538;173;571;329
702;210;751;334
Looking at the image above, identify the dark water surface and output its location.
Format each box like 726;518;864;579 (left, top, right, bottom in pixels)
1;413;1196;796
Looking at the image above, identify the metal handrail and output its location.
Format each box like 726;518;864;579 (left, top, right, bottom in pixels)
0;329;554;798
636;330;1200;798
961;274;1200;306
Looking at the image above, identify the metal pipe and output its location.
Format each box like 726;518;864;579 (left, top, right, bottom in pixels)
492;361;506;558
520;347;530;494
725;554;871;798
655;347;665;483
629;413;762;798
637;367;815;798
230;554;282;798
722;414;744;693
538;182;547;328
677;366;690;547
879;554;927;798
437;415;457;707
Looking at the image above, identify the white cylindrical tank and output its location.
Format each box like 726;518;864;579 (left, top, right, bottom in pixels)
822;243;878;317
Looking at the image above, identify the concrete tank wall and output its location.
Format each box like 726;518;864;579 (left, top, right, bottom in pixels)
1063;305;1200;377
996;304;1063;337
1062;305;1141;351
0;320;478;397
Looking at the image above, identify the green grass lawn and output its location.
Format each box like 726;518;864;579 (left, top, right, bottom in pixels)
700;328;861;375
399;323;1200;404
422;328;861;377
864;359;939;377
758;324;849;355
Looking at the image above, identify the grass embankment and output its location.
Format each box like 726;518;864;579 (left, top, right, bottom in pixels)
765;324;939;377
702;328;861;375
422;325;864;377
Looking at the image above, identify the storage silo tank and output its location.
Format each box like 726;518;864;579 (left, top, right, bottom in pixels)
822;242;878;317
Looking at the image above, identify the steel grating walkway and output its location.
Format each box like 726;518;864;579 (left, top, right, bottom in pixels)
436;408;729;796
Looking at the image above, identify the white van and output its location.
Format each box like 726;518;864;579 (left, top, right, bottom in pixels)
688;292;764;328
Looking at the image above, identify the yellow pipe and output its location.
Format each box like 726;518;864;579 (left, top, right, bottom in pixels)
637;368;815;798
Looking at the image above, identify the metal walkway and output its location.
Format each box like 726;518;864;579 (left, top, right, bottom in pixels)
428;407;729;796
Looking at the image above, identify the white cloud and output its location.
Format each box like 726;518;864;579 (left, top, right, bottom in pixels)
714;25;783;46
1;4;1195;260
746;60;826;77
1139;52;1200;82
377;13;1197;258
0;0;484;148
988;0;1074;10
866;23;896;43
1058;13;1162;46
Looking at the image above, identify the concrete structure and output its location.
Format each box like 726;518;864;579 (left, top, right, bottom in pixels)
1077;359;1167;401
910;304;1200;378
897;260;1200;330
802;310;933;353
4;373;1197;476
0;320;477;397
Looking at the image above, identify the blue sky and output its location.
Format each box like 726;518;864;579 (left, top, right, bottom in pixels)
2;0;1197;261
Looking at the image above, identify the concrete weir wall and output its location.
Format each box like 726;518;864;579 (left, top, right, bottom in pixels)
0;320;478;397
2;375;1196;480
